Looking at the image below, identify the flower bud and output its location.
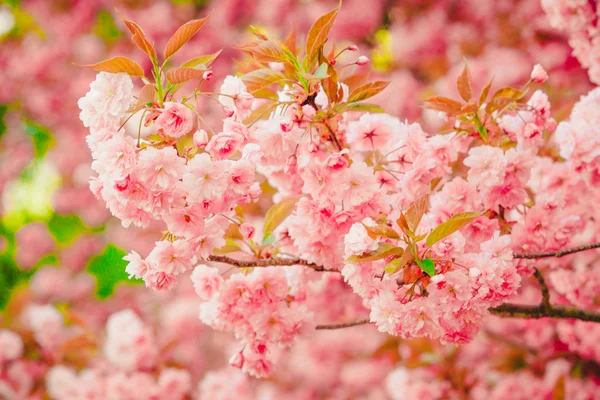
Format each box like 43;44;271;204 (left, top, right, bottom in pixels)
347;44;358;52
202;70;213;81
530;64;548;83
545;117;557;133
356;56;369;66
193;129;209;148
284;155;298;174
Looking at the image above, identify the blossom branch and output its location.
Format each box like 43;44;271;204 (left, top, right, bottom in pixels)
513;242;600;259
315;318;371;330
489;303;600;323
533;268;551;307
206;255;341;273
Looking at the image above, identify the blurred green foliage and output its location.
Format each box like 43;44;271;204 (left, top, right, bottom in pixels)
87;244;142;299
93;10;122;44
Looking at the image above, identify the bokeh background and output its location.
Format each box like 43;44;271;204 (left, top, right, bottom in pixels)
0;0;597;398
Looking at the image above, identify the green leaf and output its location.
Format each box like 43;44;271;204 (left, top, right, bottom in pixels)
180;50;222;69
313;62;329;79
0;105;8;140
24;120;54;158
93;10;122;44
476;122;488;141
345;242;403;263
262;232;276;246
426;212;483;247
87;244;141;299
348;81;390;103
263;197;300;240
213;239;242;254
416;257;435;276
47;214;87;245
346;103;386;113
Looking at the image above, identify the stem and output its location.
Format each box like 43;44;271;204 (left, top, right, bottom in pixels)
206;255;340;273
489;303;600;323
513;242;600;259
315;318;371;330
533;268;551;307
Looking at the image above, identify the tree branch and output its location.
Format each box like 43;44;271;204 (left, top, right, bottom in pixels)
513;242;600;259
533;268;551;307
207;255;340;273
315;318;371;330
489;303;600;323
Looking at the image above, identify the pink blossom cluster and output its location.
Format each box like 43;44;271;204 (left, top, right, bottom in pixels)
193;265;312;377
542;0;600;85
81;72;260;291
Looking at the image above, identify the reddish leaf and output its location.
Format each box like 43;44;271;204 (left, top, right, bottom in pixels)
423;96;464;115
131;84;156;112
492;87;527;100
180;50;222;69
284;28;297;56
79;56;144;77
457;64;473;102
241;68;286;95
479;79;493;106
305;6;340;70
237;40;292;64
348;81;390;103
402;194;429;233
119;16;156;60
164;16;210;60
166;67;207;84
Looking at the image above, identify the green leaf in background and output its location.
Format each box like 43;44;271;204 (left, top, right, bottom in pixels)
87;244;142;299
24;119;54;158
93;10;122;44
0;105;7;140
416;257;436;277
47;214;87;245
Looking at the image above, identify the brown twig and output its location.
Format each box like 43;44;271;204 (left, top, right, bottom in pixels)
207;255;340;273
533;268;551;307
489;303;600;323
315;318;371;330
513;242;600;259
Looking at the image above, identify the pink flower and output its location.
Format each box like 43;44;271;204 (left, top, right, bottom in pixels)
137;147;186;191
346;113;400;151
191;265;224;301
218;75;248;111
206;131;244;160
345;222;378;257
147;240;196;276
239;223;255;239
155;102;196;138
0;329;23;362
123;250;149;280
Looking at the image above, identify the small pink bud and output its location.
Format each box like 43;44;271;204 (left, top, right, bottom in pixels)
530;64;548;83
329;59;336;66
193;129;209;148
347;45;359;52
223;106;235;118
239;223;255;240
356;56;369;66
284;155;298;174
308;142;319;153
229;351;244;369
545;117;557;133
202;70;213;81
